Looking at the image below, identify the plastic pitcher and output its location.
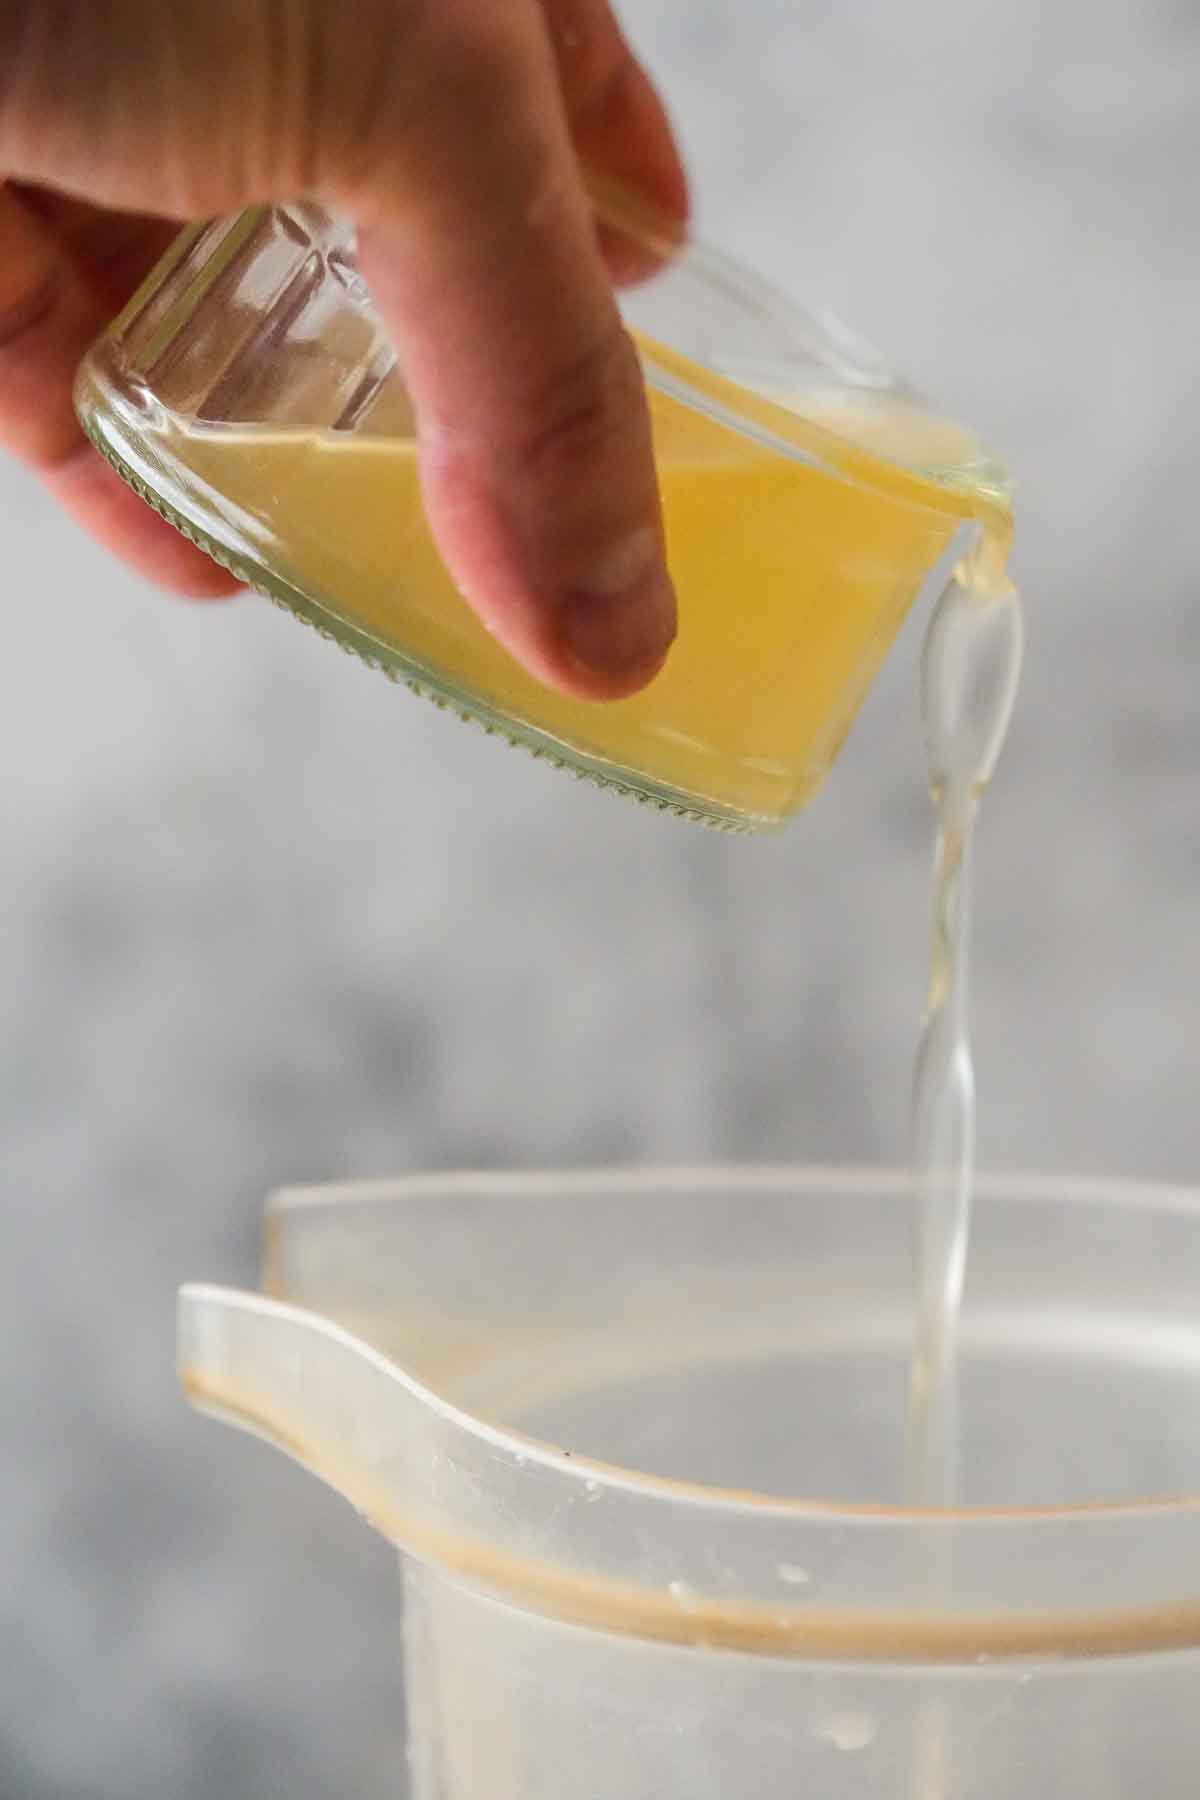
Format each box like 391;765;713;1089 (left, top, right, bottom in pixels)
180;1168;1200;1797
75;202;1012;832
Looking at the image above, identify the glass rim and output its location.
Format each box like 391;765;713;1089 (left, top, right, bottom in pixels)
589;179;1013;504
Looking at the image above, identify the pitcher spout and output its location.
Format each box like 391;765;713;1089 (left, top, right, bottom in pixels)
179;1283;435;1545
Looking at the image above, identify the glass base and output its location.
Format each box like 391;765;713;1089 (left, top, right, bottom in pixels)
79;399;762;835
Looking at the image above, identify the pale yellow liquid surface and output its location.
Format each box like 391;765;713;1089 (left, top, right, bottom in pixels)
162;348;1008;826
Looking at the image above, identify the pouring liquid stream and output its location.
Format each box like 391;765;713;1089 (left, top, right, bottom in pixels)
908;525;1022;1510
906;524;1023;1796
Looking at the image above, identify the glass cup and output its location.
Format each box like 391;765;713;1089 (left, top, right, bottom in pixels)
182;1168;1200;1798
75;202;1011;831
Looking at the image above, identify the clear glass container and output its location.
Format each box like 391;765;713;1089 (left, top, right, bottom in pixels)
76;204;1012;831
183;1167;1200;1798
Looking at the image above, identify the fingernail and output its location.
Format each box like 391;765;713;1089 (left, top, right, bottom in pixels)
560;529;677;686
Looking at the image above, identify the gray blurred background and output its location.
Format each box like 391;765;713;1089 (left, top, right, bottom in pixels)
3;0;1199;1793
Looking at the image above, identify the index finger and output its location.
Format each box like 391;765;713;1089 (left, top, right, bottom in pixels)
338;0;678;698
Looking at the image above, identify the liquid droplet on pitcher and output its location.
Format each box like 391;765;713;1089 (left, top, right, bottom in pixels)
817;1711;878;1753
778;1562;811;1586
668;1579;699;1611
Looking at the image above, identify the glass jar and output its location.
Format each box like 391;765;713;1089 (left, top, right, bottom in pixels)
75;202;1011;831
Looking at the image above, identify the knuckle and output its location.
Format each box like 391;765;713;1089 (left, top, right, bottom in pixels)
516;321;643;482
307;0;410;187
417;2;530;96
330;1;524;193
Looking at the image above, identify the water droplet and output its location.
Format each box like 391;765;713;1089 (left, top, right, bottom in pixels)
668;1579;699;1611
777;1563;811;1587
584;1478;602;1500
817;1711;877;1753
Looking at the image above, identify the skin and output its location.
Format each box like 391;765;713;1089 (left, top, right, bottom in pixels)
0;0;689;698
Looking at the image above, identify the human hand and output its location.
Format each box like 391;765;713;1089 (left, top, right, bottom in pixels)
0;0;687;696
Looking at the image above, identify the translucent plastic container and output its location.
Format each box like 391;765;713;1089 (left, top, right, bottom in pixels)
76;205;1012;830
182;1168;1200;1798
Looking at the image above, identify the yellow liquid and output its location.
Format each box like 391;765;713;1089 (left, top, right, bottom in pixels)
161;341;1011;827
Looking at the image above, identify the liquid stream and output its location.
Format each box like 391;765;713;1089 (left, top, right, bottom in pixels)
907;528;1023;1800
908;534;1023;1510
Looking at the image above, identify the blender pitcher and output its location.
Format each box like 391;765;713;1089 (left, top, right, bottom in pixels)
181;1168;1200;1799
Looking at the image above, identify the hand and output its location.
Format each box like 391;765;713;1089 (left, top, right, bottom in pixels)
0;0;687;697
